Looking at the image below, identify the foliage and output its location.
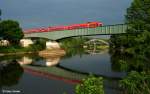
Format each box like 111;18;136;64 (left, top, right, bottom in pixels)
0;43;45;53
110;0;150;94
126;0;150;32
59;37;89;58
110;0;150;71
75;75;104;94
110;0;150;57
0;9;1;21
0;20;24;45
109;0;150;94
59;37;89;48
120;71;150;94
34;38;46;50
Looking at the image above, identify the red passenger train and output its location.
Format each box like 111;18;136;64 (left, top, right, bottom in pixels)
24;22;103;33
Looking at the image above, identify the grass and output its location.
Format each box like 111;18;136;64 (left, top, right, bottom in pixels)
0;44;44;54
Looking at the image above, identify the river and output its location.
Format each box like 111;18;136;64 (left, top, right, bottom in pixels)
0;47;127;94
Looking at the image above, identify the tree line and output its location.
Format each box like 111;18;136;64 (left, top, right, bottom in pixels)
110;0;150;94
110;0;150;58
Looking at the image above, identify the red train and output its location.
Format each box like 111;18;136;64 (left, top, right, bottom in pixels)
24;22;103;33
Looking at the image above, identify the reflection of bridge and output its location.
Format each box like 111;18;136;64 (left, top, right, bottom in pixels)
23;65;87;84
23;65;123;93
85;49;109;55
18;55;125;80
83;39;109;54
17;55;63;67
25;24;128;40
16;55;125;93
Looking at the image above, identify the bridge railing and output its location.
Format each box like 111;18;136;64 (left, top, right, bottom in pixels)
24;24;128;40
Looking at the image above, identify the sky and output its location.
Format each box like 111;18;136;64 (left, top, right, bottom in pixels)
0;0;132;29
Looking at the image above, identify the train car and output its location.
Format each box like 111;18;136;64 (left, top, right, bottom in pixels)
87;22;103;28
24;21;103;33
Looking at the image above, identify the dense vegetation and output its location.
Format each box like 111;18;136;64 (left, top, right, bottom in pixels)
110;0;150;93
0;9;1;20
0;38;46;53
75;75;104;94
120;71;150;94
58;37;89;58
110;0;150;57
59;37;89;48
0;20;24;45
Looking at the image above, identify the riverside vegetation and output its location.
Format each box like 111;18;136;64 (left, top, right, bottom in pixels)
0;11;47;54
75;0;150;94
0;38;46;54
110;0;150;94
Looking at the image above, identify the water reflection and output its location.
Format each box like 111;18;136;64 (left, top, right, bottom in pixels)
15;52;64;67
31;56;62;67
45;57;61;66
85;49;109;55
109;50;150;94
0;48;135;94
0;60;23;88
0;55;76;94
110;51;150;72
59;47;126;78
18;56;33;65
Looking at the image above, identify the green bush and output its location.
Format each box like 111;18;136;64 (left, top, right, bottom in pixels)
75;75;104;94
120;71;150;94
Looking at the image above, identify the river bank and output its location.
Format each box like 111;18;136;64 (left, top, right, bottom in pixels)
0;49;66;57
39;49;66;57
0;52;37;56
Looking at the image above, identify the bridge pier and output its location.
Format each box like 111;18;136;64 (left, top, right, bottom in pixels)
39;41;66;57
46;41;61;50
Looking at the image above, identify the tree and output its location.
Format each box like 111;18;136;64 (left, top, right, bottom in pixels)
110;1;150;93
110;0;150;57
0;9;2;40
0;20;24;45
126;0;150;32
0;9;1;21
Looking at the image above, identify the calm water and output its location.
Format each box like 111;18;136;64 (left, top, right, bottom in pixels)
0;49;126;94
59;52;126;78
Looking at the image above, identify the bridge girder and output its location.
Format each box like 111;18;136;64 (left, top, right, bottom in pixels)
24;24;128;40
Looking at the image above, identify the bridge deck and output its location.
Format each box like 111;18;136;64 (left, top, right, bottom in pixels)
25;24;128;40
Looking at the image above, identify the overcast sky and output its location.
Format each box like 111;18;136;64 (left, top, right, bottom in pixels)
0;0;132;29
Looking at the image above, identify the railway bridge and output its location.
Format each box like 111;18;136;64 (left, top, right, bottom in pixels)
24;24;128;40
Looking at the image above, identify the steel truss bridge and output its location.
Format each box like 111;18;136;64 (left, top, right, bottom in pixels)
24;24;128;40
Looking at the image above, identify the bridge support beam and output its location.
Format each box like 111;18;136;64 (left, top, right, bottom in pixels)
24;24;128;40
